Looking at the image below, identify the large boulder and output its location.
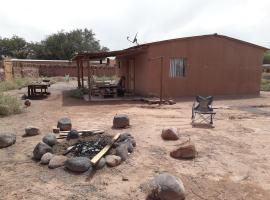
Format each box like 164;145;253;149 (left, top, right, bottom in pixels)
0;133;16;148
33;142;52;160
42;133;57;146
145;173;185;200
48;155;67;169
105;155;121;167
57;117;72;131
161;128;179;140
113;114;130;129
65;157;91;173
23;126;40;137
170;142;197;159
40;152;54;165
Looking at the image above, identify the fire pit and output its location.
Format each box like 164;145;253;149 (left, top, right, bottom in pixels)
33;126;136;173
52;134;113;159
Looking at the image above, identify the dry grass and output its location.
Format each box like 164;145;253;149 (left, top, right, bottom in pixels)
0;93;22;116
0;78;32;92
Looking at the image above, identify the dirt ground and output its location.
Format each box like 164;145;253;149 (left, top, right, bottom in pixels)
1;81;270;200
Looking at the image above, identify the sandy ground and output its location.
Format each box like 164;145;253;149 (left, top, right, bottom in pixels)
0;81;270;200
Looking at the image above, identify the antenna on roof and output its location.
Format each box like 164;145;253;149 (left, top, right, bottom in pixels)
127;32;139;45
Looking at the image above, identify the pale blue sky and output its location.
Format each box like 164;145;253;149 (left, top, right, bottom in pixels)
0;0;269;50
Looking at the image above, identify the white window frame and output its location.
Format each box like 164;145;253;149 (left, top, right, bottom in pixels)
169;58;186;78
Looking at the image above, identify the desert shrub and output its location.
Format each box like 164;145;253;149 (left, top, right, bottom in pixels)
0;93;22;116
68;88;86;99
0;78;32;92
261;79;270;91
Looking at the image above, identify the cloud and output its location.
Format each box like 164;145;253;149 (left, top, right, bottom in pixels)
0;0;269;50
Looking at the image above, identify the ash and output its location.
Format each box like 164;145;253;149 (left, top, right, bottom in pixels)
70;138;108;158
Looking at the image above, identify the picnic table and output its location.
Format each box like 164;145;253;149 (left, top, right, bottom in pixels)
99;84;117;98
27;80;50;98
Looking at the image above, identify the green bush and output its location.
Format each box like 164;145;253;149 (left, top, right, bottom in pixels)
0;93;22;116
68;88;85;99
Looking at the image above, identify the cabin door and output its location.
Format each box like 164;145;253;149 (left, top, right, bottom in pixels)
128;59;135;93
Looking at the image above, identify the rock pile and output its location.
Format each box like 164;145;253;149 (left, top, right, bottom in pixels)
32;116;136;174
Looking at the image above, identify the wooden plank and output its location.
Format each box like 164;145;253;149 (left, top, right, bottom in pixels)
90;133;120;165
59;129;104;135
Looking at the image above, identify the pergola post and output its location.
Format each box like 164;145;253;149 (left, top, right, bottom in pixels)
81;60;84;88
87;60;91;101
76;60;81;88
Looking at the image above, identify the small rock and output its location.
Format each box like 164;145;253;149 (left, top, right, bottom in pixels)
170;142;197;159
65;157;91;173
94;157;106;170
57;117;72;131
40;152;54;165
116;143;129;161
0;133;16;148
113;114;130;129
66;129;79;140
105;155;121;167
48;155;67;169
122;176;129;181
23;126;40;137
52;127;60;134
161;128;179;140
33;142;52;160
24;99;31;107
145;173;185;200
42;133;57;146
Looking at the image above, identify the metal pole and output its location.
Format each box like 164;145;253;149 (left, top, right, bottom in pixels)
160;57;163;105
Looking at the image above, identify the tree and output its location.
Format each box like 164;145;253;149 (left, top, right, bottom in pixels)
30;28;109;60
0;36;29;59
263;51;270;64
0;28;109;60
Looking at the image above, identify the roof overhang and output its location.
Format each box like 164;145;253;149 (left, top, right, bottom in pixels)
72;46;147;61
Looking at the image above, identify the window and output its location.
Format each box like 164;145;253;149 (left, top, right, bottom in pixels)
169;58;186;77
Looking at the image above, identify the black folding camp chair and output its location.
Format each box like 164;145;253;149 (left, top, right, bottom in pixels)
191;96;216;125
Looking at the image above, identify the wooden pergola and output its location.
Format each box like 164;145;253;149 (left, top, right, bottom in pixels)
72;46;147;100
